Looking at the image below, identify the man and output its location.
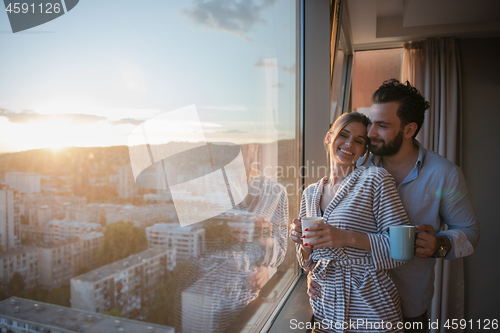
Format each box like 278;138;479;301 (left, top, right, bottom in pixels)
305;79;479;331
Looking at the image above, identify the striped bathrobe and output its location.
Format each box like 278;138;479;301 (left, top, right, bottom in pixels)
296;166;410;333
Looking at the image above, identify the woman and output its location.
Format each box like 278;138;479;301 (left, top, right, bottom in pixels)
290;112;410;332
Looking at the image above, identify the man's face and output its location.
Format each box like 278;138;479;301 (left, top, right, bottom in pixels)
367;102;404;156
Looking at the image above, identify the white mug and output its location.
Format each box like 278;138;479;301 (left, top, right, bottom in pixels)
301;217;324;241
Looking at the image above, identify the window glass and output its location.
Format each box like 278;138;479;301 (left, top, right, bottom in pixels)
330;26;348;123
0;1;299;332
352;48;403;116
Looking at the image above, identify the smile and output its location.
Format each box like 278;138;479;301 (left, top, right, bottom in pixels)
339;148;354;156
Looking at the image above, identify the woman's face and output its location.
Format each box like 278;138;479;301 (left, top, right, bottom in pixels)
329;121;368;167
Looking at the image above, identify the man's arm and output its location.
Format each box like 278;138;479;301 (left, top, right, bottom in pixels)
415;167;479;259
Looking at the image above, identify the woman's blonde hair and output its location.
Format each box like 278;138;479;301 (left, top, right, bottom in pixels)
324;112;371;171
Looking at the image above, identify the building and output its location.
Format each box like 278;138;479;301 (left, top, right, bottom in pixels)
0;186;20;251
65;196;87;222
43;220;102;243
181;253;262;333
36;205;53;227
0;297;175;333
64;202;121;225
146;223;205;261
71;247;175;318
38;232;103;289
118;164;137;199
0;247;39;290
105;204;172;228
143;190;172;203
4;172;41;194
21;193;69;229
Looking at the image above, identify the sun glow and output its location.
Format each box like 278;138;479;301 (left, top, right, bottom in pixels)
0;117;134;153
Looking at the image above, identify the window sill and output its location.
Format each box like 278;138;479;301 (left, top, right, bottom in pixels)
267;273;312;333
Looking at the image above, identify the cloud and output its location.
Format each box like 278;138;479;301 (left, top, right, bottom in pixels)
216;129;247;134
182;0;276;40
279;63;295;74
254;57;295;75
0;109;106;124
109;118;144;126
0;109;148;126
199;105;247;112
254;57;277;68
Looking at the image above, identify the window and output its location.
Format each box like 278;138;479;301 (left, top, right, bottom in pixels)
352;48;403;116
0;1;300;332
330;26;351;122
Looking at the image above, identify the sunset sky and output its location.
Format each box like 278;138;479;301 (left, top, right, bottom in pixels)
0;0;296;153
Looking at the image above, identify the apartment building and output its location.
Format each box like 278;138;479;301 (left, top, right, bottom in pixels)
105;204;171;228
118;164;138;199
70;247;175;318
0;247;39;290
38;232;103;289
146;223;205;261
20;193;67;229
43;220;102;243
181;253;262;333
0;186;20;251
4;172;41;194
0;297;175;333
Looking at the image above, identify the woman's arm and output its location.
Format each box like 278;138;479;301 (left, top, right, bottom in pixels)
291;190;316;270
301;224;371;251
301;169;411;271
367;170;411;270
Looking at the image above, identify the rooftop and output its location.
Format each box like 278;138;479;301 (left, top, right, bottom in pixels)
0;246;38;260
72;248;171;283
147;223;201;232
0;297;174;333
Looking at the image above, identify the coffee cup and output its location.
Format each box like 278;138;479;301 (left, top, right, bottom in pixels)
301;217;324;241
390;225;416;262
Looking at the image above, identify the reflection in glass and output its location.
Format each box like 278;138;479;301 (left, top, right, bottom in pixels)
0;0;298;332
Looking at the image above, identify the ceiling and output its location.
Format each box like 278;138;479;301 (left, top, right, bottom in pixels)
346;0;500;50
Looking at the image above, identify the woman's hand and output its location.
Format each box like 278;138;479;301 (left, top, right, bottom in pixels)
302;223;349;249
289;218;304;245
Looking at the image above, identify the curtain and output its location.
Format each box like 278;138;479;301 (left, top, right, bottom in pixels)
402;37;463;333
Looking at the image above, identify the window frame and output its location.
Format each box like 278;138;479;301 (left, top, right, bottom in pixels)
265;0;354;331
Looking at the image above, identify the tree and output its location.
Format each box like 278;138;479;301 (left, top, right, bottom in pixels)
203;221;234;251
76;266;92;276
26;284;71;307
8;272;25;297
20;214;29;225
103;308;124;317
0;280;8;301
96;221;148;266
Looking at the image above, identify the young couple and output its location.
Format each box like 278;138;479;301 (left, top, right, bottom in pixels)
289;80;479;332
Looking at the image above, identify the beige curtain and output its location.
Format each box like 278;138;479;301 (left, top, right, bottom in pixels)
402;37;463;333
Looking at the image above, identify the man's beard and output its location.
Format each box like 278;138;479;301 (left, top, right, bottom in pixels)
370;129;404;156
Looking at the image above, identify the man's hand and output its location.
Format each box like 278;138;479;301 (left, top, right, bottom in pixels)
307;271;321;300
415;224;439;258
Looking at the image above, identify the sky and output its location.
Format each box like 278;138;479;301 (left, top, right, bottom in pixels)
0;0;296;153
